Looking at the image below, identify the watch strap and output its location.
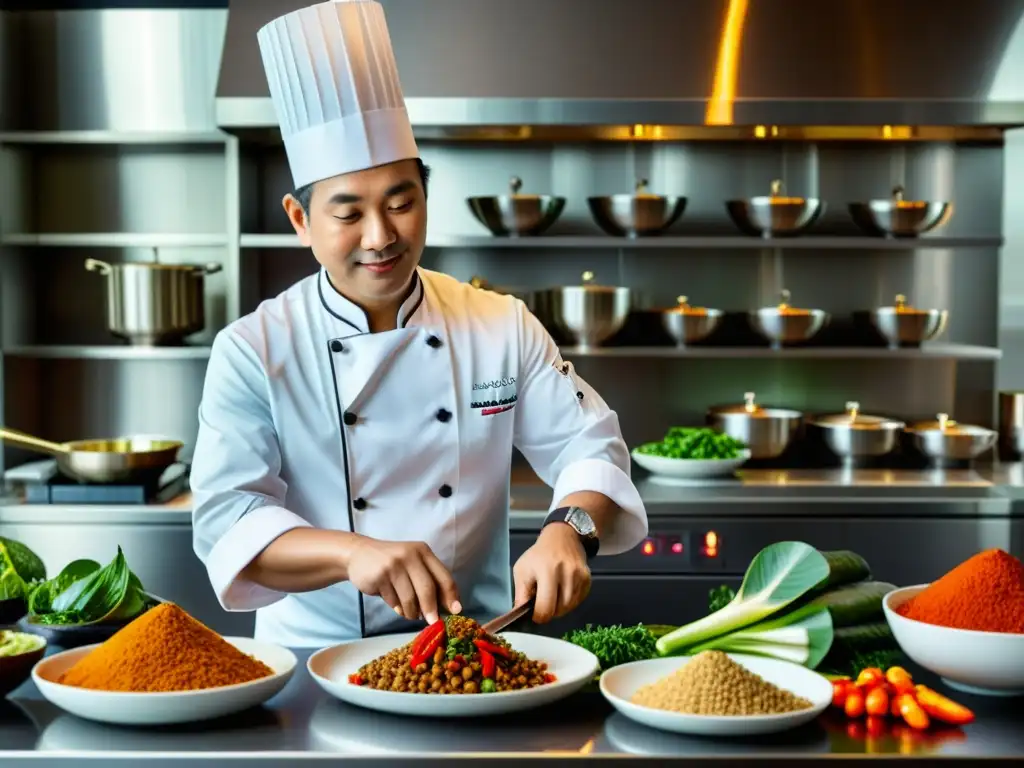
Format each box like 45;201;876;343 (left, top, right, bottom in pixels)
543;506;600;559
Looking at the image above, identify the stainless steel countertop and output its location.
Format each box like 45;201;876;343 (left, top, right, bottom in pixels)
1;464;1021;526
2;648;1022;765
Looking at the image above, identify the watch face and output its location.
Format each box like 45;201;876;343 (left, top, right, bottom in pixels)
567;507;597;537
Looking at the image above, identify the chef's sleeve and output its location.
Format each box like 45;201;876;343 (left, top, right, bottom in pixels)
191;328;313;611
511;300;648;555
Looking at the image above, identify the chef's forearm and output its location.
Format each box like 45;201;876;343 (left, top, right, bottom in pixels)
555;490;621;540
239;528;359;593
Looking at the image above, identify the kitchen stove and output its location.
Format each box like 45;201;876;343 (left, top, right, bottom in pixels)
18;463;189;505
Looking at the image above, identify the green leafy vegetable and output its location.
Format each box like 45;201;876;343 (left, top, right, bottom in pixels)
28;547;152;626
708;585;736;613
635;427;747;461
562;624;659;671
692;604;835;668
0;537;45;601
445;636;474;661
657;541;832;656
804;581;895;627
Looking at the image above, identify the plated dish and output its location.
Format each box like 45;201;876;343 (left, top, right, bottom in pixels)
600;651;832;737
308;621;599;717
32;602;296;725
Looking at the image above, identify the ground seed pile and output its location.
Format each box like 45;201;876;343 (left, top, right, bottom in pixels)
630;650;813;716
58;603;274;692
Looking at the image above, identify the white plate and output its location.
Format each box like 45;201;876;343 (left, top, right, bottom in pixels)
599;654;832;737
884;584;1024;696
308;630;598;717
32;636;297;725
631;449;751;480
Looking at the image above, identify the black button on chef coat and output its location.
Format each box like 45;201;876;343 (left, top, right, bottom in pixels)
438;484;452;498
343;411;357;426
353;497;367;510
436;408;452;423
330;340;344;353
426;335;443;348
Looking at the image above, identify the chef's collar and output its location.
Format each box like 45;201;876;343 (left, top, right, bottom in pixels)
317;267;425;335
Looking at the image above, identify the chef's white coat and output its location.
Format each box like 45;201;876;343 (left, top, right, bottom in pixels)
191;266;648;648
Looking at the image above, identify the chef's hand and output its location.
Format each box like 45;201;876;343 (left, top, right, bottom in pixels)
345;536;462;624
512;523;591;624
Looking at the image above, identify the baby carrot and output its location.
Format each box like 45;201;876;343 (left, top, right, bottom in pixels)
914;685;975;726
884;666;915;694
864;686;890;717
896;692;930;730
844;688;866;718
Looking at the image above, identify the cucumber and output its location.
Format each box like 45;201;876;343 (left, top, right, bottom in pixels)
806;581;895;627
833;622;895;651
819;550;872;589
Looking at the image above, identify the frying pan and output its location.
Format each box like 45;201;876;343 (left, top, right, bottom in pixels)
0;428;183;485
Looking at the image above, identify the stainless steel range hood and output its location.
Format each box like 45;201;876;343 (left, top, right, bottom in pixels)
216;0;1024;135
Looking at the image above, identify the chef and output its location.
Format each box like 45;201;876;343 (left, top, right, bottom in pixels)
190;0;647;649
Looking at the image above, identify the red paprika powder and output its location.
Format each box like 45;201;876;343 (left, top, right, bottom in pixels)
896;548;1024;633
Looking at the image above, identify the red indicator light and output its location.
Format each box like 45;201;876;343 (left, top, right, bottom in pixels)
642;539;656;556
671;541;684;554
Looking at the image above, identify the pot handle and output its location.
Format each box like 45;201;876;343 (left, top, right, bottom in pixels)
194;263;223;276
84;258;112;275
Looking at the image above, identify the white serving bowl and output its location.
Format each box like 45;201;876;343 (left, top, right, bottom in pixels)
883;584;1024;697
32;637;297;725
600;654;832;737
631;449;751;483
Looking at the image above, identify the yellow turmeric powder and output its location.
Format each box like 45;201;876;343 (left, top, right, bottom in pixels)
58;603;274;692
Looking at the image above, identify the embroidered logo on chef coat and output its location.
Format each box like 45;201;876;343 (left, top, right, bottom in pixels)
470;375;518;416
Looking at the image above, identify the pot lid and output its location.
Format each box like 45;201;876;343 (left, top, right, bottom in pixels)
758;289;814;316
882;293;932;315
501;175;544;200
556;270;625;293
748;179;807;206
709;391;796;417
812;401;903;429
908;413;991;435
885;185;931;210
630;178;663;200
664;295;711;316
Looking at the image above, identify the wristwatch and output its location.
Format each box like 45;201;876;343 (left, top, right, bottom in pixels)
543;506;600;559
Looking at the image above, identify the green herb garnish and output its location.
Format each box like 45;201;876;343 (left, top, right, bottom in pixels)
562;624;658;671
445;636;474;661
635;427;747;461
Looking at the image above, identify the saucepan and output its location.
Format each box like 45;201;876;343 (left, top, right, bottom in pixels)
0;428;183;485
726;179;825;238
466;176;566;237
586;178;687;237
848;185;954;238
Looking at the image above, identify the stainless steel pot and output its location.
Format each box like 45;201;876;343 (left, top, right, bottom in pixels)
586;178;687;238
85;258;222;346
657;295;723;347
905;413;997;465
467;176;566;237
750;289;829;348
534;271;631;349
809;401;905;466
0;428;183;485
706;391;803;460
848;186;954;238
867;293;948;348
726;179;825;238
998;391;1024;461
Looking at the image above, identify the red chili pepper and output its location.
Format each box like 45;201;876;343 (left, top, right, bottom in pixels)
410;625;446;669
543;673;556;683
480;648;496;678
348;674;364;686
474;638;514;660
410;619;444;657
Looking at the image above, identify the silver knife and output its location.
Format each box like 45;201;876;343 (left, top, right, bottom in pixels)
481;598;535;635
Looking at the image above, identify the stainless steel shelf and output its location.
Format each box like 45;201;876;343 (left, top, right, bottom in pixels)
559;344;1002;360
240;233;1001;250
0;233;229;248
2;346;213;360
0;131;228;145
